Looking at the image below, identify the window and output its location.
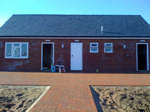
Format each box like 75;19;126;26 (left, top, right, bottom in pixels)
104;43;113;53
90;43;98;53
5;42;28;58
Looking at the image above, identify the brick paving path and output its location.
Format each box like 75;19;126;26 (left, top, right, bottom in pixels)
0;72;150;112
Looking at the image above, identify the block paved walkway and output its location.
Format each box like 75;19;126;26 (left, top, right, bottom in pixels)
0;72;150;112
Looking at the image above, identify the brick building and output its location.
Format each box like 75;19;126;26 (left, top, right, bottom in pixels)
0;15;150;72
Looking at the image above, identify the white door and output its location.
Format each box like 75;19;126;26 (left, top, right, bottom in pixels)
71;43;83;70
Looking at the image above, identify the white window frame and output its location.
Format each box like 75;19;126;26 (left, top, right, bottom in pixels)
104;43;113;53
5;42;29;59
90;43;99;53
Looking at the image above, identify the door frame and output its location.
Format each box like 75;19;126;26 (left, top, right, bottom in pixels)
70;42;83;70
136;43;149;71
41;42;54;70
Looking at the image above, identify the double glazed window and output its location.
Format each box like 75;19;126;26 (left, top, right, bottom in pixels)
90;42;113;53
104;43;113;53
5;42;28;58
90;43;99;53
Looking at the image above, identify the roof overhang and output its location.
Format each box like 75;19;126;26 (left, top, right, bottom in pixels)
0;36;150;39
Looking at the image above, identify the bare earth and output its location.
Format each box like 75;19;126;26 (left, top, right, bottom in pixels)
92;86;150;112
0;85;47;112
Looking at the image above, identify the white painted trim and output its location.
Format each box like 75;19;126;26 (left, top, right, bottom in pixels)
5;42;29;59
0;37;150;39
26;86;51;112
136;43;149;71
41;42;54;71
136;43;138;71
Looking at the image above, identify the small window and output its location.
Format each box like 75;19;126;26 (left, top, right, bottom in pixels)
6;44;12;57
5;42;29;58
104;43;113;53
90;43;98;53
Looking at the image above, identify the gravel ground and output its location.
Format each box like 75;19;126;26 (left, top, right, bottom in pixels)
0;85;48;112
92;86;150;112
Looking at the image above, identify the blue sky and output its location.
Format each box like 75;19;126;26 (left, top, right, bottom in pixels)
0;0;150;26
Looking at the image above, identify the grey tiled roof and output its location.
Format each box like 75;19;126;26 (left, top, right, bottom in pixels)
0;14;150;37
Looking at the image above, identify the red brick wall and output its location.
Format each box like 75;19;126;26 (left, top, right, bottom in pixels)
83;39;136;73
0;38;149;73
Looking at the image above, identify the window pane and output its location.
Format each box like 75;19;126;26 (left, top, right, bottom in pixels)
105;47;113;53
91;44;98;47
22;44;27;57
6;44;12;57
13;47;20;57
105;47;111;52
14;43;20;46
105;43;112;47
90;47;98;53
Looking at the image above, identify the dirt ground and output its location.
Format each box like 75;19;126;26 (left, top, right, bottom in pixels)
0;85;47;112
92;86;150;112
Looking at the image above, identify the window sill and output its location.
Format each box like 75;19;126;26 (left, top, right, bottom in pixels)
104;52;113;53
90;52;99;53
5;57;28;59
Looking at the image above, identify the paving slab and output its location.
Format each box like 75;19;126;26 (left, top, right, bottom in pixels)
0;72;150;112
